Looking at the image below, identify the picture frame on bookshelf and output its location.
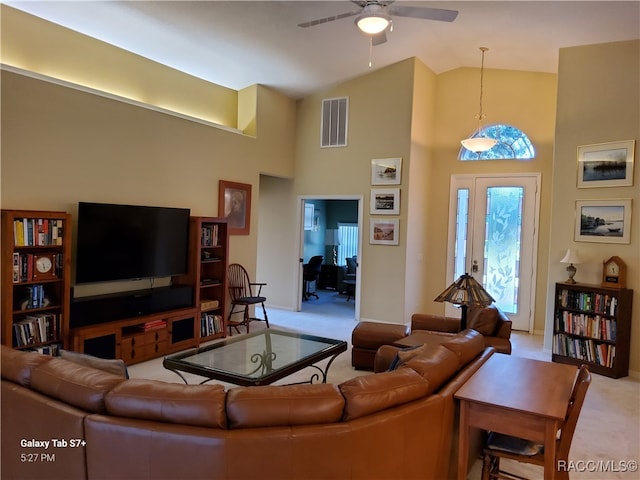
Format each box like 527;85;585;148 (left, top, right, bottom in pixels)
218;180;251;235
371;158;402;185
370;188;400;215
574;199;632;244
577;140;635;188
370;218;399;245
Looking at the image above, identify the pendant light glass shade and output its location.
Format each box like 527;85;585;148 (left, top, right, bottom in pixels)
461;47;497;153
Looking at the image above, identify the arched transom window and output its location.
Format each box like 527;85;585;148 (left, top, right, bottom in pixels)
459;124;535;160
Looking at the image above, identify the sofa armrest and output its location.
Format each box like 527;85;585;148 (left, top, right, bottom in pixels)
373;345;402;373
495;319;512;339
411;314;460;334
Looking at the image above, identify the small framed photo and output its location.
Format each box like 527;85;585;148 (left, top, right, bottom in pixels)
371;158;402;185
370;188;400;215
577;140;635;188
574;199;632;244
218;180;251;235
370;218;399;245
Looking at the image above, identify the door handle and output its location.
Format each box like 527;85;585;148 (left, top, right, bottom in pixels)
472;260;479;273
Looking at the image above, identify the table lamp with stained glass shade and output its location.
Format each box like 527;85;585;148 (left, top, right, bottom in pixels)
434;273;495;331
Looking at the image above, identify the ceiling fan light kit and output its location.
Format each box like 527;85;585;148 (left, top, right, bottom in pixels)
355;4;391;34
461;47;498;153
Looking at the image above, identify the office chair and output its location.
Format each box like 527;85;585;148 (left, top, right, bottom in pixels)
302;255;323;300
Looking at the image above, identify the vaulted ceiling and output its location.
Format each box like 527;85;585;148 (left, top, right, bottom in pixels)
6;1;640;98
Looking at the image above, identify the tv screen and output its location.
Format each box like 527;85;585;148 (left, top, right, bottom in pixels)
75;202;190;284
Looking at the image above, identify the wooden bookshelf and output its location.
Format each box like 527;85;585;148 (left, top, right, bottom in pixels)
552;282;633;378
174;217;228;343
1;209;71;354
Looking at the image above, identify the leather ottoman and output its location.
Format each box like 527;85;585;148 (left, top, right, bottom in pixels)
351;321;409;370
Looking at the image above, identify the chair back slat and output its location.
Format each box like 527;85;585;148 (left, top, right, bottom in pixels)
228;263;251;300
557;364;591;459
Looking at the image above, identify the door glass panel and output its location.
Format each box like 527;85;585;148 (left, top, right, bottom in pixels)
454;188;469;280
483;187;523;314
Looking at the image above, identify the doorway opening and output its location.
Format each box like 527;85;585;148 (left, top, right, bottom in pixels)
298;196;363;320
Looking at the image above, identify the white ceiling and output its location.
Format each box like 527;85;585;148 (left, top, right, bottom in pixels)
6;1;640;98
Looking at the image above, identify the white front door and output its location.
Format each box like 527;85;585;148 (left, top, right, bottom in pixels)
445;174;540;332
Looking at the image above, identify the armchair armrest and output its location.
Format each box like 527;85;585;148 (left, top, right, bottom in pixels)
411;313;460;334
495;319;512;339
374;345;403;373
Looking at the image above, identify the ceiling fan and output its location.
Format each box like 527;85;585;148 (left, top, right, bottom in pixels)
298;1;458;46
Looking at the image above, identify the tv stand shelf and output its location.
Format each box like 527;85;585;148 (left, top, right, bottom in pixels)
70;306;198;365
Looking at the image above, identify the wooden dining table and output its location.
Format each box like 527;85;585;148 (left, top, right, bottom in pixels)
454;354;577;480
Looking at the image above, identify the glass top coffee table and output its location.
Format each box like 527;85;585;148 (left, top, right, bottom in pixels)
163;329;347;386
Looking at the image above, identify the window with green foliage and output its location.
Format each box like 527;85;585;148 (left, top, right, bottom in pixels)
459;124;535;160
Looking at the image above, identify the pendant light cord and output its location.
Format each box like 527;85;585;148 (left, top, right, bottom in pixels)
477;47;488;122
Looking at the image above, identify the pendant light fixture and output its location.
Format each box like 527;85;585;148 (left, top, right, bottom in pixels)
460;47;497;153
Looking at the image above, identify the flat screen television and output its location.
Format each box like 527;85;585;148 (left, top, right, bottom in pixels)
75;202;190;284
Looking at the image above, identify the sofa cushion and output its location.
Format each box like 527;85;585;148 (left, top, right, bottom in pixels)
400;345;460;395
0;344;51;386
339;368;429;421
467;304;507;336
30;358;125;413
226;383;344;429
105;379;226;428
60;349;129;378
441;329;485;368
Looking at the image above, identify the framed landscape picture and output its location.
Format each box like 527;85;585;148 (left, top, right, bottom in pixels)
371;158;402;185
577;140;635;188
370;188;400;215
574;199;632;244
218;180;251;235
370;219;399;245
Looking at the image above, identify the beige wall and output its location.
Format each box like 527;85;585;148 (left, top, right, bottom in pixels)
550;40;639;372
294;59;415;323
0;70;296;298
427;67;558;335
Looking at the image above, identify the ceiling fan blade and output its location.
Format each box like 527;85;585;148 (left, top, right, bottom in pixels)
372;31;387;46
298;10;361;28
388;6;458;22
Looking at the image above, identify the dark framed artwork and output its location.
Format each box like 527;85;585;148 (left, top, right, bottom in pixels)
218;180;251;235
577;140;635;188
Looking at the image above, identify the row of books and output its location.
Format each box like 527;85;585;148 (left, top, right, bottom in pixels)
19;284;51;310
557;289;618;316
553;333;616;368
13;218;64;247
201;313;224;337
13;313;60;347
13;252;62;283
201;224;221;247
554;311;617;341
30;343;61;356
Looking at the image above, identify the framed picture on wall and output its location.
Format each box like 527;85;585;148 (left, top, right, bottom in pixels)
574;199;632;244
218;180;251;235
371;158;402;185
577;140;635;188
370;218;399;245
370;188;400;215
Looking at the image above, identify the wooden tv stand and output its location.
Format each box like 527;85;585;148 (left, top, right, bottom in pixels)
70;306;199;365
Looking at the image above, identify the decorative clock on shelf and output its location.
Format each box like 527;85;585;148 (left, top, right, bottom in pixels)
32;253;58;281
602;256;626;288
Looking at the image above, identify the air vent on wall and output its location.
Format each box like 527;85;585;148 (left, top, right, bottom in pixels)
321;97;348;147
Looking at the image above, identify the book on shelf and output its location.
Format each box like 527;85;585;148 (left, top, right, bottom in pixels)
134;320;167;332
12;253;62;283
200;299;220;311
553;333;616;368
13;313;59;347
13;218;64;247
554;311;616;341
201;224;219;247
200;312;223;336
557;288;618;316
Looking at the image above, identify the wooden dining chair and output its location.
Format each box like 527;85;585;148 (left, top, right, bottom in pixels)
481;364;591;480
227;263;269;335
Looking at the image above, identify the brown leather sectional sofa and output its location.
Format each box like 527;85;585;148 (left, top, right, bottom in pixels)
2;330;494;480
